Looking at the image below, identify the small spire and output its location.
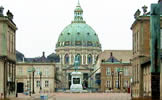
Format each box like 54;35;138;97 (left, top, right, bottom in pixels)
77;0;80;6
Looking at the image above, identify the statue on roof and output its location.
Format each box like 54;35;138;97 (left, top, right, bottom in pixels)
134;9;141;19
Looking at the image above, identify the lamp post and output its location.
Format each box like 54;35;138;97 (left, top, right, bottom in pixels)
111;71;114;90
117;68;120;89
27;68;32;96
119;69;123;91
130;77;133;97
39;72;42;91
32;67;35;94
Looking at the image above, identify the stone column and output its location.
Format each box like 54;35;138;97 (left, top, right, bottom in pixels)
86;54;88;65
73;55;75;65
69;54;71;65
62;54;65;65
82;54;84;65
59;55;61;64
92;55;95;64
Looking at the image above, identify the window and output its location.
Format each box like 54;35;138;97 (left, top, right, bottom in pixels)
88;54;92;64
115;68;118;75
107;80;111;88
45;81;49;87
115;80;119;88
45;68;49;76
18;67;23;75
65;54;69;64
27;81;30;89
106;68;111;75
124;68;128;76
36;68;40;75
36;81;40;87
124;80;128;88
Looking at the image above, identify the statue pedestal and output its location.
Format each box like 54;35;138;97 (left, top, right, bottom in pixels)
70;71;83;92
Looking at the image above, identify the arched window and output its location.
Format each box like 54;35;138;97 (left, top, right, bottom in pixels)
75;54;81;65
88;54;92;64
65;54;69;64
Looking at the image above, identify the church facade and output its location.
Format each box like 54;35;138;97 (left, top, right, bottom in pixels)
55;1;102;89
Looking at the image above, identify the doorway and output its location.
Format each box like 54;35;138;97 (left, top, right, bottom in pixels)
17;82;24;93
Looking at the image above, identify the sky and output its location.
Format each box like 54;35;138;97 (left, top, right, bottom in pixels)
0;0;158;57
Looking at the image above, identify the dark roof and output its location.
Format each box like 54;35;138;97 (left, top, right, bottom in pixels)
16;51;60;63
24;56;46;63
16;50;24;62
16;50;24;57
47;53;60;62
106;56;120;63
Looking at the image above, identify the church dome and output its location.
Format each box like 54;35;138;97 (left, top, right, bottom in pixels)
56;1;101;48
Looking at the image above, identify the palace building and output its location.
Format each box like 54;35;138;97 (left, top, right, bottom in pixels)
131;1;162;99
99;50;132;92
16;51;58;94
0;7;17;98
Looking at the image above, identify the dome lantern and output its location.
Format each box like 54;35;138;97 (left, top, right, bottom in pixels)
72;0;85;23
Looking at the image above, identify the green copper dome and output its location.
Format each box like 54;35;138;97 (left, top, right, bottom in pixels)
56;1;101;48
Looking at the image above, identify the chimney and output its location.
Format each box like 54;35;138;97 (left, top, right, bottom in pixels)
42;51;45;57
120;59;122;63
110;52;113;56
